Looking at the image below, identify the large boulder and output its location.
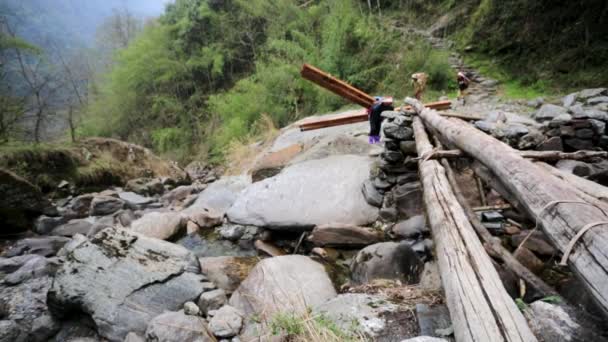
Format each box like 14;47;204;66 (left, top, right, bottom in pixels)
307;224;383;247
350;242;424;285
47;228;206;341
229;255;337;318
130;211;185;240
250;144;303;182
4;236;70;257
0;169;54;234
198;256;259;293
145;311;214;342
50;218;94;237
183;176;250;217
227;155;379;230
89;195;124;216
208;305;244;338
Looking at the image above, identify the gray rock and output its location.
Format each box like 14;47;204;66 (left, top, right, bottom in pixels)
34;215;67;235
145;311;214;342
536;137;563;151
384;122;414;140
69;194;94;218
486;110;508;123
198;289;228;314
381;111;400;119
382;150;405;163
517;130;545;150
350;242;423;285
0;276;60;342
575;128;595;139
0;254;40;273
401;337;448;342
510;230;556;256
177;234;257;259
116;209;137;227
583;109;608;121
525;301;579;342
481;211;503;222
502;124;529;138
198;256;258;293
4;256;60;285
118;192;154;206
227;155;378;229
394;214;427;237
400;141;418;155
4;236;70;257
589;119;606;135
569;103;586;117
183;176;250;217
208;305;244;338
47;228;206;341
393;182;423;218
474;120;496;133
578;88;607;99
534;104;568;122
556;160;592;177
307;224;383;247
51;218;94;237
419;261;441;291
563;138;594;150
0;169;55;234
57;233;88;257
587;96;608;105
90;195;124;216
372;177;392;190
379;206;398;222
416;304;452;338
125;178;165;196
314;293;413;340
130;211;185;240
124;332;146;342
229;255;336;319
218;224;246;241
183;301;201;316
50;316;100;342
562;92;578;108
362;179;384;208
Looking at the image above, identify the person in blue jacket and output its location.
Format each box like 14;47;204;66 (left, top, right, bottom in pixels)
367;96;394;144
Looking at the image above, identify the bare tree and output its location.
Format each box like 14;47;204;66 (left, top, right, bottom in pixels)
96;7;142;67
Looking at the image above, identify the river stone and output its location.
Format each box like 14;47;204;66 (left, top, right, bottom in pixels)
125;177;164;196
534;104;568;122
564;138;594;150
34;215;67;235
130;211;185;240
90;195;124;216
556;159;592;177
587;96;608;106
416;304;452;338
3;256;60;285
199;256;259;293
145;311;214;342
0;276;60;342
384;122;414;140
536;137;563;151
393;182;423;218
47;227;206;341
307;224;383;247
118;191;154;206
4;236;70;257
578;88;607;99
184;176;250;217
208;305;244;338
362;179;384;208
392;215;428;239
525;301;579;342
0;254;40;273
229;255;337;319
314;293;414;340
0;169;54;234
350;242;423;285
227;155;379;229
510;230;556;256
562;92;578;108
51;218;94;237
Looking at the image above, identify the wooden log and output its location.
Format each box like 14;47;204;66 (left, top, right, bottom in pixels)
536;162;608;202
298;101;451;131
408;98;608;317
426;149;608;162
433;137;558;297
301;64;374;107
412;116;537;342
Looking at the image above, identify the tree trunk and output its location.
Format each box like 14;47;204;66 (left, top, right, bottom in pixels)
426;149;608;162
412;117;537;342
536;162;608;203
408;98;608;317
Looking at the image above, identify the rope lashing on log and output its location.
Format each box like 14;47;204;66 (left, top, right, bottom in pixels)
561;221;608;266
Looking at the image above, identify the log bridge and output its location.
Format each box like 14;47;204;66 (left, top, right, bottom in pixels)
300;65;608;341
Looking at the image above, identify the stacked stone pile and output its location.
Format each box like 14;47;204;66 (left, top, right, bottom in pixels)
362;108;422;222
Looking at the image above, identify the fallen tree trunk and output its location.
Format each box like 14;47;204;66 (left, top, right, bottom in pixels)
433;138;557;297
413;117;537;342
536;162;608;203
426;149;608;162
408;98;608;317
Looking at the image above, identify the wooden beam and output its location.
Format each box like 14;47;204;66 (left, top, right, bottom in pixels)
408;97;608;317
413;116;537;342
301;64;374;107
427;149;608;162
